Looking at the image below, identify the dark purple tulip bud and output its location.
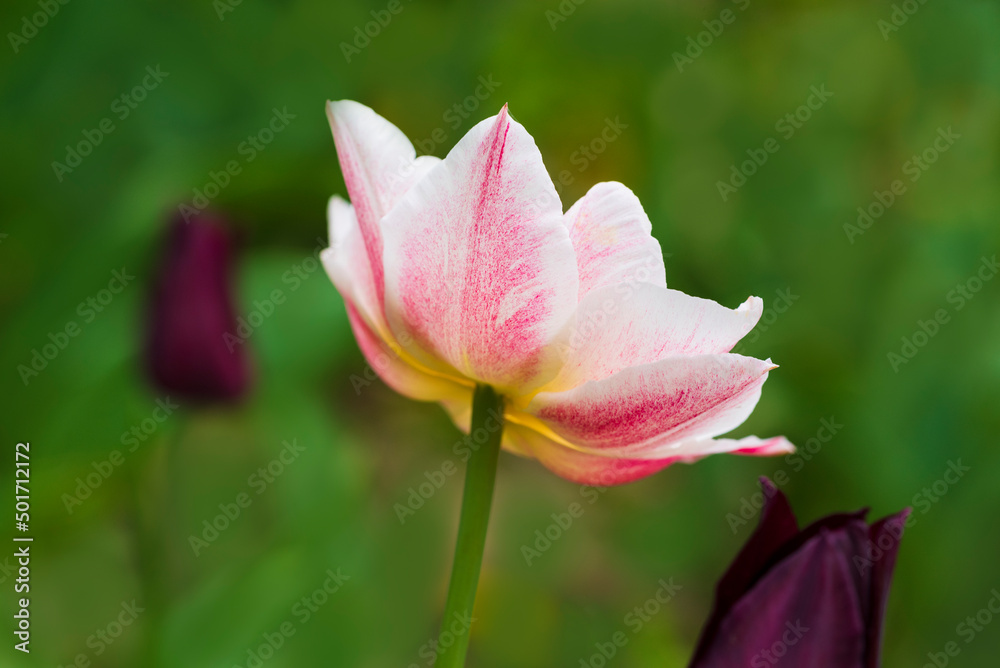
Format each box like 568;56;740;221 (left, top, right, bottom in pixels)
146;213;250;401
689;478;909;668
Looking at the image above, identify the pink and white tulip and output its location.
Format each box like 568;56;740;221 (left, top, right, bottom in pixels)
322;100;793;485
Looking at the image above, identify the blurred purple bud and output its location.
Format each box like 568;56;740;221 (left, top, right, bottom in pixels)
146;213;250;401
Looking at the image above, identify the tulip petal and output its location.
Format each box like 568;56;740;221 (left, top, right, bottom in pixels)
382;105;578;392
563;182;666;298
343;301;471;405
692;532;868;667
327;100;440;307
690;481;907;668
865;509;910;668
324;196;380;331
324;197;472;410
505;424;791;485
503;422;677;485
709;478;799;635
325;194;462;369
527;354;776;455
547;283;763;389
671;435;795;459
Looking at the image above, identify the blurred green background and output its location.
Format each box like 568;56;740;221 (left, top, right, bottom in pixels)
2;0;999;666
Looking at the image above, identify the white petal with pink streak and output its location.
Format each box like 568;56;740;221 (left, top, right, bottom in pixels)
322;197;469;408
563;181;666;299
326;100;439;309
381;106;579;393
547;283;763;390
527;354;776;455
505;424;792;485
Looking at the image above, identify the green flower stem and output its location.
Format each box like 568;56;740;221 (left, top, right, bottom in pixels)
435;384;505;668
127;437;170;668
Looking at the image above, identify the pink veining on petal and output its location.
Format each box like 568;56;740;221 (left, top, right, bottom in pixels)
531;355;774;453
458;107;546;381
323;99;792;486
382;105;578;391
504;422;679;485
547;453;679;486
328;113;386;306
326;101;439;315
564;182;666;298
730;436;795;456
549;284;764;389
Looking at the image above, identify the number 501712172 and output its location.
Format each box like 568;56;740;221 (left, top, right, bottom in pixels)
15;442;29;533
